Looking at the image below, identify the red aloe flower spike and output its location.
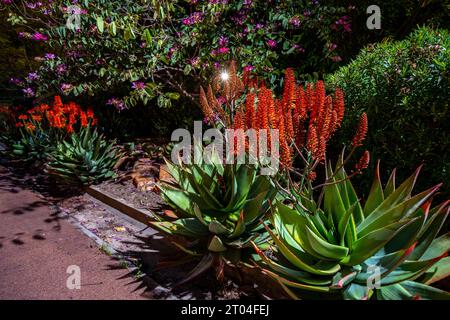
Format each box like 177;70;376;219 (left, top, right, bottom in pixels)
324;96;335;141
233;111;245;155
25;122;36;131
334;87;345;127
87;108;94;119
328;110;338;138
245;93;255;129
31;115;42;122
278;114;292;168
199;86;214;119
305;83;314;115
260;88;270;130
54;95;63;109
315;81;326;128
206;85;218;111
234;110;244;130
295;120;306;148
68;114;76;125
66;124;74;134
352;112;368;147
306;123;319;156
285;104;295;140
267;92;277;128
80;111;88;127
296;85;307;120
256;88;265;129
354;150;370;174
284;68;296;110
315;135;326;161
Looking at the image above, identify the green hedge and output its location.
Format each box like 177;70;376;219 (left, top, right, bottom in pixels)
326;26;450;198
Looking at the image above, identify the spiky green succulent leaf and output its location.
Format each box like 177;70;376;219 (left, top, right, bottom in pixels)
157;146;276;267
257;161;449;300
46;126;120;185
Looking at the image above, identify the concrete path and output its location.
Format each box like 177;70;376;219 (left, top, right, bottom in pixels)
0;166;147;300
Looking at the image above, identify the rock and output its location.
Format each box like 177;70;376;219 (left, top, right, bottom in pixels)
159;164;175;183
163;209;178;219
131;158;159;191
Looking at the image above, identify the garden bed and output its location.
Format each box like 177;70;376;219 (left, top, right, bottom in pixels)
58;191;274;300
95;179;163;212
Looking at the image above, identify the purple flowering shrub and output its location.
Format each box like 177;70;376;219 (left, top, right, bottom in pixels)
2;0;354;109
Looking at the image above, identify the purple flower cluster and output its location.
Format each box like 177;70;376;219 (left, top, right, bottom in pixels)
26;2;44;9
23;88;35;98
211;46;229;55
56;63;68;76
62;5;88;15
293;44;305;53
231;13;247;26
67;50;82;58
131;81;146;90
182;12;203;25
45;53;56;60
18;32;48;41
333;16;352;32
32;32;48;41
27;72;39;82
331;55;342;62
327;43;337;51
60;83;73;94
218;36;228;47
289;16;301;27
188;57;200;67
203;114;220;125
267;39;277;48
209;0;229;4
106;98;126;112
167;46;177;60
10;77;23;86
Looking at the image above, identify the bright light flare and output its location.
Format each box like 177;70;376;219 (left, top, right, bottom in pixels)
220;71;230;82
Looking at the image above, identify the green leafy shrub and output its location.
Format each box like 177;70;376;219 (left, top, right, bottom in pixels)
1;0;355;108
326;26;450;197
255;154;450;300
46;125;120;185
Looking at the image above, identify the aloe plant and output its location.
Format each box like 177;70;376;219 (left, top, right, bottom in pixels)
154;148;276;283
46;126;120;185
254;154;450;300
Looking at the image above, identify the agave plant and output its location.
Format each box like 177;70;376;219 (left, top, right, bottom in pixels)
153;148;276;283
254;154;450;300
46;125;120;185
10;130;53;163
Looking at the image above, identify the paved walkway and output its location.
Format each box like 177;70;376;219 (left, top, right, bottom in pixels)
0;166;147;300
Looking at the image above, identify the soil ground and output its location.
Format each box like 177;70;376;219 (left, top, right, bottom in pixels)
0;164;259;300
0;165;148;300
